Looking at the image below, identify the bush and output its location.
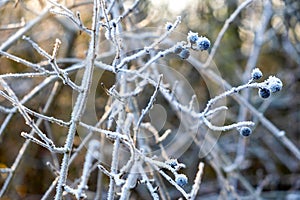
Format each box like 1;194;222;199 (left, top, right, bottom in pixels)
0;0;299;199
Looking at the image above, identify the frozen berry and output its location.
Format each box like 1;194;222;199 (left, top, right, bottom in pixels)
251;68;263;80
259;88;271;99
239;127;252;137
195;36;210;51
175;174;188;187
187;31;199;44
165;22;173;31
166;159;178;169
266;76;283;93
179;49;190;59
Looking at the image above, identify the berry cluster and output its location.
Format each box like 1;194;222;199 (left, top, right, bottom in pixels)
187;31;211;51
250;68;283;99
164;159;188;187
173;31;211;60
258;75;283;99
235;68;283;137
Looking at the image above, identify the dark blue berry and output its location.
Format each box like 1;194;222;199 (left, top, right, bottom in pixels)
267;76;283;93
251;68;263;80
187;31;199;44
189;35;198;44
165;22;173;31
269;84;281;93
179;49;190;59
259;88;271;99
166;159;178;168
239;127;252;137
175;174;188;187
196;37;210;51
166;24;172;31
